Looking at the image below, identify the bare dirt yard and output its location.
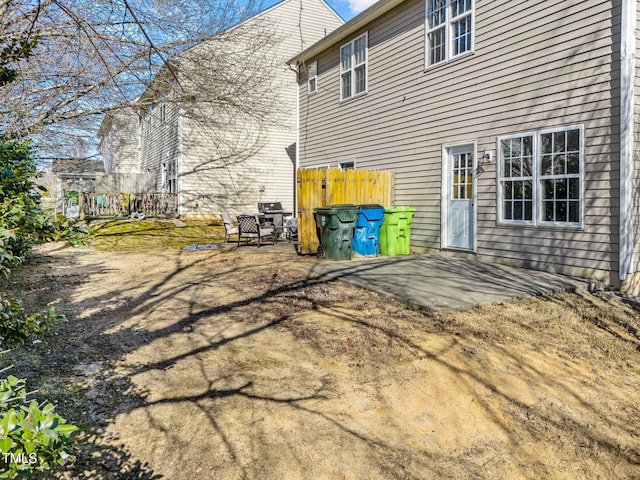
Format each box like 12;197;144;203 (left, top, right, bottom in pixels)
4;226;640;479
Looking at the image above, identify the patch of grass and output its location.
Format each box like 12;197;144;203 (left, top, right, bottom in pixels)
88;219;227;252
444;292;640;370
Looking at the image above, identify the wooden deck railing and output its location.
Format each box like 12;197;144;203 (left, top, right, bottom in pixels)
80;192;178;219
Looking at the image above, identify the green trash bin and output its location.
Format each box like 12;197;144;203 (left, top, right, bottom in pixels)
314;204;359;260
380;206;416;256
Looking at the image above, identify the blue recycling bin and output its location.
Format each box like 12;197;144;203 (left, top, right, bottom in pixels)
352;204;385;257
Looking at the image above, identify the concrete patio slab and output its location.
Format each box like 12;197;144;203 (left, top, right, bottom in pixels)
310;254;592;312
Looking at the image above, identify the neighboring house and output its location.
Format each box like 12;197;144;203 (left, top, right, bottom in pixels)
98;109;141;175
97;108;156;195
119;0;343;218
51;158;105;217
289;0;640;291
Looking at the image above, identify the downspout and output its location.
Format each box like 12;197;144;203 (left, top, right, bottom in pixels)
620;0;636;281
289;63;301;216
177;105;184;218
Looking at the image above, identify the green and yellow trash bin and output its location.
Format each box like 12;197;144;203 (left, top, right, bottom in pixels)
379;206;416;256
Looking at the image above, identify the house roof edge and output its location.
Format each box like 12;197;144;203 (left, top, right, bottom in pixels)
287;0;405;65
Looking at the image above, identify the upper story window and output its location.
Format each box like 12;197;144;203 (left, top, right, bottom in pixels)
497;125;583;227
426;0;474;68
340;33;367;101
308;61;318;94
164;158;178;194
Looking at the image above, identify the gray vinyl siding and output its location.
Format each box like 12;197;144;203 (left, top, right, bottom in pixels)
634;0;640;275
299;0;620;281
178;0;342;216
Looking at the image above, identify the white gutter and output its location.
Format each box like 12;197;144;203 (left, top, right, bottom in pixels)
620;0;636;281
295;67;300;217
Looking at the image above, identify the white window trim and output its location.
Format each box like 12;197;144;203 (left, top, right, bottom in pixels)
340;32;368;102
424;0;475;70
441;140;478;252
496;124;585;228
308;61;318;95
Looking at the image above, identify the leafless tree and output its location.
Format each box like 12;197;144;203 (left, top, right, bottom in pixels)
0;0;283;160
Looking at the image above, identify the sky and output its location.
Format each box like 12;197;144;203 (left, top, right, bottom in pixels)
326;0;378;20
263;0;374;22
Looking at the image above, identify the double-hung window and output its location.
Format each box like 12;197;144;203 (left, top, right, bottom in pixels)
308;61;317;94
340;33;367;100
498;126;583;227
159;104;166;125
539;129;581;223
500;135;534;222
426;0;473;67
164;158;177;194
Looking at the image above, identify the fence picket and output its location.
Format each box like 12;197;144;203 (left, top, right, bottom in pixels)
296;168;394;255
79;192;179;219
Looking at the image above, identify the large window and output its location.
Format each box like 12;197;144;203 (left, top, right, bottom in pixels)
340;33;367;100
540;129;581;223
498;126;583;226
426;0;473;67
500;135;534;222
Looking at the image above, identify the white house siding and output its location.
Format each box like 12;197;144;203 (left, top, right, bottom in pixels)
297;0;621;283
178;0;343;217
98;110;141;175
139;102;181;193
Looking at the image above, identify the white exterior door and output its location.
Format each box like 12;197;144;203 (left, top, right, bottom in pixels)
445;146;474;250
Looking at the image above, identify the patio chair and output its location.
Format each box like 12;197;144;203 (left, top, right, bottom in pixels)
237;214;275;247
221;212;238;242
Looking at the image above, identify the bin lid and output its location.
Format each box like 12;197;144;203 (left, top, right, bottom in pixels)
328;203;358;209
384;206;416;213
358;204;384;209
314;204;358;213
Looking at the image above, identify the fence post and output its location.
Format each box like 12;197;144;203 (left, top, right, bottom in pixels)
79;192;85;220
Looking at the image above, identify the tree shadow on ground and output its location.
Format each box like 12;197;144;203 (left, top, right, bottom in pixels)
8;246;640;479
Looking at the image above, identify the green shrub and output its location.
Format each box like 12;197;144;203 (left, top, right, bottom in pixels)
0;32;79;479
0;141;52;270
0;375;78;478
48;216;92;247
0;140;91;277
0;298;65;350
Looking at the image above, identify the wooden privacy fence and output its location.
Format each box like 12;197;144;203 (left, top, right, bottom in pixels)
79;192;178;219
297;168;394;255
